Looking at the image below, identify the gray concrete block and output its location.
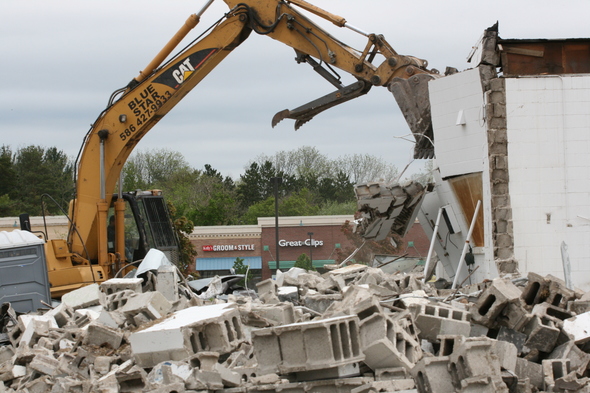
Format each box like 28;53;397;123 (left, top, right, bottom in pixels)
130;303;244;368
363;326;422;372
304;294;343;315
548;341;590;371
43;303;74;328
83;322;124;349
61;283;102;309
104;290;136;311
156;265;179;302
522;314;560;352
542;358;571;391
29;354;59;376
448;339;503;385
252;315;363;374
409;303;471;342
495;326;527;355
514;358;544;390
118;291;172;326
469;278;522;328
491;339;517;372
412;356;455;393
100;278;143;295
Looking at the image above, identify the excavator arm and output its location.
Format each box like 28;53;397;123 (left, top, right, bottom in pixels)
54;0;436;295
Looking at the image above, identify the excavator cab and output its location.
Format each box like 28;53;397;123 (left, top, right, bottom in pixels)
108;190;179;268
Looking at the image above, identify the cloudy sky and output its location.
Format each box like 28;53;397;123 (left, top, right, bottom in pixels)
2;0;588;180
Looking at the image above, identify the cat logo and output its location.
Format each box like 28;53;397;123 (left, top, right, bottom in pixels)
172;58;195;84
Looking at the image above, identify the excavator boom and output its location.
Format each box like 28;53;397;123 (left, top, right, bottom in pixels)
48;0;437;296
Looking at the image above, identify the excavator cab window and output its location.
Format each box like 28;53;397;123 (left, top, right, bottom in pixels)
107;203;141;262
108;192;179;264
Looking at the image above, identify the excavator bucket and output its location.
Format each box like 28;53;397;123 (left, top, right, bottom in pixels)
389;73;437;159
272;80;372;130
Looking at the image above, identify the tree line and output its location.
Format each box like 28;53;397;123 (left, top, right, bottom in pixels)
1;144;429;226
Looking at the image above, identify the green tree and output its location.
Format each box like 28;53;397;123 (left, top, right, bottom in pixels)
232;257;253;287
0;146;18;216
12;145;73;215
122;148;191;190
0;146;17;198
240;189;320;225
294;253;315;271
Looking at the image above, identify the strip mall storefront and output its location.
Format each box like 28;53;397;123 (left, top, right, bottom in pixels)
190;215;356;281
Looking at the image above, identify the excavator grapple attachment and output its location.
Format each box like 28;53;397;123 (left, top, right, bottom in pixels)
272;80;372;130
389;73;437;159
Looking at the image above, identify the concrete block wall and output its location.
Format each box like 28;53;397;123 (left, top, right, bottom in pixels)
505;75;590;288
485;76;515;267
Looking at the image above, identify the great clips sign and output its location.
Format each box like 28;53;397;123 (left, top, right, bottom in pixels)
202;244;255;252
279;239;323;247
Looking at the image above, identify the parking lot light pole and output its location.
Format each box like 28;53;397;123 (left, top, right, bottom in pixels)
308;232;314;266
271;177;282;271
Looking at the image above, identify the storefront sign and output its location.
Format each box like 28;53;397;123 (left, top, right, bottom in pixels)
202;244;255;252
279;239;323;247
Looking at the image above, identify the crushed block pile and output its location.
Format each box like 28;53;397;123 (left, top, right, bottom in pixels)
2;264;590;392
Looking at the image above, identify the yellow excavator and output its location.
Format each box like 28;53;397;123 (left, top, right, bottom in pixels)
45;0;438;298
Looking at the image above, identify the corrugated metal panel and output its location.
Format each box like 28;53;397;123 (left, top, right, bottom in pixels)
196;256;261;271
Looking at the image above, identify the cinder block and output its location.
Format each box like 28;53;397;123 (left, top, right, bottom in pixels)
248;303;295;326
255;279;276;297
545;275;577;309
409;303;471;342
491;339;517;372
515;358;543;390
542;359;571;391
363;327;422;371
19;318;52;348
522;315;560;352
118;291;172;326
458;375;508;392
412;356;455;393
303;294;342;315
532;302;574;325
437;335;466;356
568;300;590;315
29;354;59;376
448;338;503;386
129;303;244;368
61;283;102;309
495;326;527;355
100;278;143;295
520;272;550;308
104;290;136;311
43;303;74;328
470;278;522;328
156;265;179;302
83;322;124;349
252;315;363;374
548;341;590;370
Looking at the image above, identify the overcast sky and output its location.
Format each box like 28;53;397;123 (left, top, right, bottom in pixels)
2;1;588;181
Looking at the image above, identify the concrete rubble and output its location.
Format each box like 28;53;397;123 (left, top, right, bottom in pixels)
2;266;590;392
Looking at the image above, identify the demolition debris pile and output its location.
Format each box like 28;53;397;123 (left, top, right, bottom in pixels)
2;264;590;392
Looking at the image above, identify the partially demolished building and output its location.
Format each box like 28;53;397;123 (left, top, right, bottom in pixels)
416;25;590;290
